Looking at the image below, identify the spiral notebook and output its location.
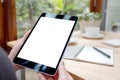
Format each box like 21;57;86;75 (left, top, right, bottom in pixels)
63;45;114;66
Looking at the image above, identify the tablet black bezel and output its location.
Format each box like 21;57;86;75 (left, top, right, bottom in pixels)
13;13;78;75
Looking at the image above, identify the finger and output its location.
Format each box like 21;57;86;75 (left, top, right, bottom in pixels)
38;73;55;80
58;61;66;75
53;71;59;80
42;74;54;80
38;73;46;80
13;30;31;52
58;61;73;80
8;30;31;59
21;30;31;42
58;61;65;71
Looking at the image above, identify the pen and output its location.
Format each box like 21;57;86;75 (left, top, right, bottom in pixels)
74;46;85;58
93;47;111;58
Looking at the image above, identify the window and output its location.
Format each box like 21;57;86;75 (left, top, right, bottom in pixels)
105;0;120;32
16;0;102;38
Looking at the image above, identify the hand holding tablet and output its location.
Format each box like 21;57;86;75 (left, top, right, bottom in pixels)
13;13;78;75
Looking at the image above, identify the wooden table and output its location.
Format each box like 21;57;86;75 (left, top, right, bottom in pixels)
64;31;120;80
7;31;120;80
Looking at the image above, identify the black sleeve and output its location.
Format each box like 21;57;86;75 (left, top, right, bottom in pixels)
0;47;17;80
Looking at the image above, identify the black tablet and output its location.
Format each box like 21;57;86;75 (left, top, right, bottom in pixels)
13;13;78;76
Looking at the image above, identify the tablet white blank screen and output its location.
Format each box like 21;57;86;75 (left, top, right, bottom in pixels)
17;17;75;68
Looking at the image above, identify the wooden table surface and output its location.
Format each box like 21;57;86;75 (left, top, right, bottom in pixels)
7;31;120;80
64;31;120;80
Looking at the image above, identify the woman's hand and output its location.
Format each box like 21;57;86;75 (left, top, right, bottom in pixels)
38;61;73;80
8;30;30;70
8;30;73;80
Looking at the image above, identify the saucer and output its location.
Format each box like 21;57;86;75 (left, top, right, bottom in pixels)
81;33;104;39
68;37;77;46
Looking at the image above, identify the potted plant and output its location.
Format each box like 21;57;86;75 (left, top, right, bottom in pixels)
111;22;120;32
77;10;102;32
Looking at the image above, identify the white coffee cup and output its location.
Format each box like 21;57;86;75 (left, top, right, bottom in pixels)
85;27;100;36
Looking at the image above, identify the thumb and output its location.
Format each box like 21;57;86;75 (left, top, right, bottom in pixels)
58;61;73;80
21;30;31;42
38;73;46;80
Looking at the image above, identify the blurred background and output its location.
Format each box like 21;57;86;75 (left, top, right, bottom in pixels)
15;0;102;38
1;0;120;51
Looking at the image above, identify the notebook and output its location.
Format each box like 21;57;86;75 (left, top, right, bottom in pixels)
103;39;120;47
63;45;114;66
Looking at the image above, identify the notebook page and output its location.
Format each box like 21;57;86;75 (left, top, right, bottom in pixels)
75;46;114;66
63;45;83;59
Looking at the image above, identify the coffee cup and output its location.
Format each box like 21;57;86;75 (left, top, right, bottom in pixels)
85;27;100;36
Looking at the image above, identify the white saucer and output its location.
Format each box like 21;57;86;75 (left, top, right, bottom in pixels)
81;33;104;39
68;37;77;45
